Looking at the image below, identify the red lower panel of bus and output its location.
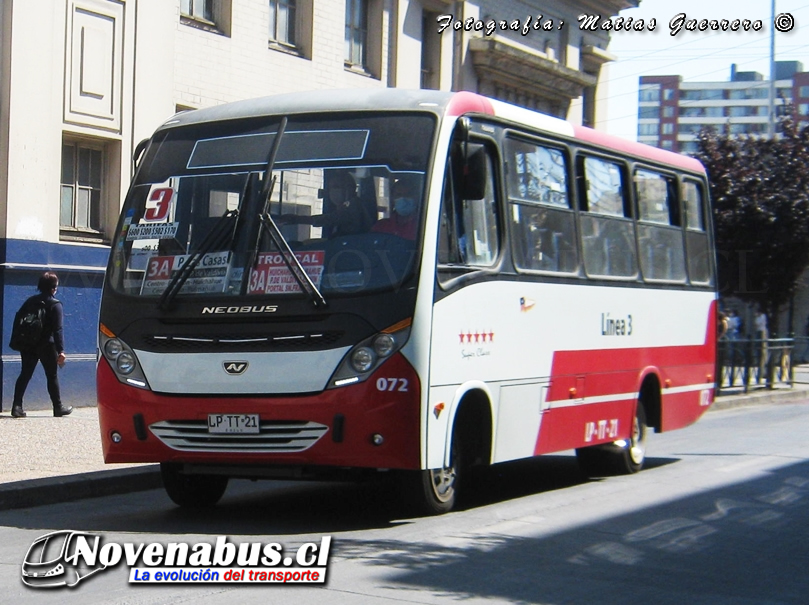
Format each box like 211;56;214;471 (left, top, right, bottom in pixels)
535;337;715;455
97;353;422;470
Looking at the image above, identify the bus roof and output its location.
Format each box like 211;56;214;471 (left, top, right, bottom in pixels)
161;89;705;175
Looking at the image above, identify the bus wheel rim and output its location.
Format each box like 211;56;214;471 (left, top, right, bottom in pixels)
429;466;456;502
629;416;645;465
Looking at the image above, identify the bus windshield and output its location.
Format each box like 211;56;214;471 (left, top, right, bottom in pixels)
109;113;435;301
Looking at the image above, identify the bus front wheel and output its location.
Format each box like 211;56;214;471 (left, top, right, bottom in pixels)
160;463;229;508
576;403;648;477
410;435;462;515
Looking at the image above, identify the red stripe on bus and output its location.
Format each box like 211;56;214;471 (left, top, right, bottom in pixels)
446;92;495;117
573;125;706;174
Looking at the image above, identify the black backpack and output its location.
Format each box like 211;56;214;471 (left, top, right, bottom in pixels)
9;297;51;352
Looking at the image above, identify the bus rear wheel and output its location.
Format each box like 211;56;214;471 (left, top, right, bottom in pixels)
160;463;229;508
576;403;648;477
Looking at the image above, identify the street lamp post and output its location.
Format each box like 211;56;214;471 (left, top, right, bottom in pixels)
769;0;777;138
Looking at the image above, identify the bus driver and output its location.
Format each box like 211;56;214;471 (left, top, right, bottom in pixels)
372;175;421;240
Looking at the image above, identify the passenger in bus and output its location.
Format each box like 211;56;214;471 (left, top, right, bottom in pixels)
279;170;375;237
371;175;421;240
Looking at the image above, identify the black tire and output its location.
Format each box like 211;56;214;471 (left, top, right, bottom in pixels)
576;403;648;477
408;433;462;515
160;463;229;508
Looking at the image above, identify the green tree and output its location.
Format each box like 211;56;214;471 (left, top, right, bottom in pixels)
693;116;809;334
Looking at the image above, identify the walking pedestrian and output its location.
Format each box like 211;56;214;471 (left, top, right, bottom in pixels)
9;272;72;418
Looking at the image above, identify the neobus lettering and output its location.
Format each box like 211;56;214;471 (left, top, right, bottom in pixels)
202;305;278;314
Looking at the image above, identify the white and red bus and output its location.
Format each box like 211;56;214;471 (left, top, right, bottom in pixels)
97;89;716;513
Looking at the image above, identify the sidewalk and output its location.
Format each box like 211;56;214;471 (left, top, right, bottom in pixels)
0;406;160;510
0;383;806;511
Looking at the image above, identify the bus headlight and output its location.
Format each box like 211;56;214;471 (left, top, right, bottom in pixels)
104;338;124;358
98;324;151;390
350;347;375;373
329;319;411;388
373;334;396;357
116;352;136;374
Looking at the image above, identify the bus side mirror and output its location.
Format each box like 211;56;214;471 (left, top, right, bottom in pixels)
460;144;488;201
452;117;487;200
133;138;149;172
453;116;470;144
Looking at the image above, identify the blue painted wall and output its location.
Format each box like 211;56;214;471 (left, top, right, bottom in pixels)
1;239;109;411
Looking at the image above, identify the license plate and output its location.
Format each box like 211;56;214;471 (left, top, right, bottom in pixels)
208;413;260;434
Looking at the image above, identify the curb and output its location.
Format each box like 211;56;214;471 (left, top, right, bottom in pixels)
712;386;809;411
0;465;162;512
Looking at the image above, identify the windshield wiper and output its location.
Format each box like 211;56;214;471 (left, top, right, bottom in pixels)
242;117;327;307
257;212;327;307
158;208;239;311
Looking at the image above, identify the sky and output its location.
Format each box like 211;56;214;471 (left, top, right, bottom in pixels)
601;0;809;139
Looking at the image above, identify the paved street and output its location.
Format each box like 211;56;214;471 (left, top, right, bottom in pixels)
0;399;807;604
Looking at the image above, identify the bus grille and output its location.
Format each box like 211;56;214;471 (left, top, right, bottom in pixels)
149;420;329;453
143;331;343;352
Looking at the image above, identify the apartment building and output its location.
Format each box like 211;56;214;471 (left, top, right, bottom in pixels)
638;61;809;153
0;0;633;406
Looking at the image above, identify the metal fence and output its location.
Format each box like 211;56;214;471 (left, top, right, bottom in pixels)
717;337;794;393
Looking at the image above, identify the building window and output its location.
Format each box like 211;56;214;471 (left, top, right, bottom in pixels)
639;85;660;102
181;0;232;35
345;0;367;68
269;0;296;46
61;141;104;239
681;89;724;101
638;123;659;136
728;87;769;100
181;0;213;21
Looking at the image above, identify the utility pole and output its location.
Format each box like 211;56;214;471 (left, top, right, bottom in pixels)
768;0;777;138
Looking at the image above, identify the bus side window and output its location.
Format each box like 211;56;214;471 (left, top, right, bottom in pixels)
439;143;499;268
635;168;686;282
578;155;638;279
506;137;578;274
682;179;714;285
438;162;463;264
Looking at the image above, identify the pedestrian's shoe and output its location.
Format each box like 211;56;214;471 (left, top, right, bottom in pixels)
53;405;73;417
11;406;26;418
